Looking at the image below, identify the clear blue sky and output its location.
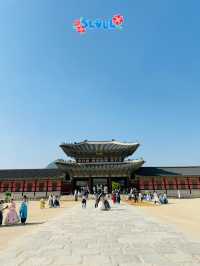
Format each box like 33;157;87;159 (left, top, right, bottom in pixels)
0;1;200;169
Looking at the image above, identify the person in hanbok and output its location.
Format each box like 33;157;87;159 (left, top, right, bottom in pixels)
153;191;160;205
138;192;143;202
48;194;53;208
111;192;116;204
52;194;57;207
19;196;28;224
74;190;78;201
0;200;8;225
54;196;60;207
40;198;45;209
82;195;87;208
4;199;19;225
94;193;100;208
116;191;121;204
99;194;110;211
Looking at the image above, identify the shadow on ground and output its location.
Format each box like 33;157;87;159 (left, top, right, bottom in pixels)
1;222;45;228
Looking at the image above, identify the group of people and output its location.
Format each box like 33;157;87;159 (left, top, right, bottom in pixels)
94;192;111;210
0;196;28;226
48;194;60;208
74;189;89;202
128;188;168;205
77;189;111;211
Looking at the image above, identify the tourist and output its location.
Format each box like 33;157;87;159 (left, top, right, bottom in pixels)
116;191;121;204
163;193;168;204
94;193;100;208
133;191;138;203
4;199;20;225
78;190;81;198
74;190;78;201
111;192;116;204
153;191;160;205
52;194;56;207
54;195;60;208
48;194;53;208
40;198;45;209
138;192;143;202
99;193;111;211
19;195;28;224
82;195;87;208
0;200;8;225
177;190;181;199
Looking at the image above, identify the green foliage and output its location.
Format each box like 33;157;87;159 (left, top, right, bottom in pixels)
112;181;121;191
4;191;11;203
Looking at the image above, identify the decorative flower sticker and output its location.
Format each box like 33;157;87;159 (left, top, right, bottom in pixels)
73;18;86;34
112;14;124;28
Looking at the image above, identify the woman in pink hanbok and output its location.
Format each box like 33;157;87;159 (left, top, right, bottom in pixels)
4;199;19;225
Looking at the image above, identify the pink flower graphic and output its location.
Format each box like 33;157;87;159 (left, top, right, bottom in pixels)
112;14;124;26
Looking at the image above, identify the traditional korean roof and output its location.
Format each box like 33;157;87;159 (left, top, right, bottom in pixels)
136;166;200;176
55;159;144;177
60;140;140;159
0;169;63;180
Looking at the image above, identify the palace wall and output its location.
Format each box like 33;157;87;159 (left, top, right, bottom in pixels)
137;175;200;198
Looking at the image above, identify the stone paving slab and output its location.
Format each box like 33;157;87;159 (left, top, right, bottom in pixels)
0;201;200;266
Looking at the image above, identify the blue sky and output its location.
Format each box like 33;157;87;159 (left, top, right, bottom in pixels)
0;1;200;168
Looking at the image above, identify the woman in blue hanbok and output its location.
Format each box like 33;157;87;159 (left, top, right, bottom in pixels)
19;196;28;224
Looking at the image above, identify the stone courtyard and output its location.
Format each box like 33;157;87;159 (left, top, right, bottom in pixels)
0;201;200;266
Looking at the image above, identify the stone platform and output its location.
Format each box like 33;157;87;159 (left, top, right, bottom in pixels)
0;201;200;266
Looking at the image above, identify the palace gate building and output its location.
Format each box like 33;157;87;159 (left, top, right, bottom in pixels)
0;140;200;199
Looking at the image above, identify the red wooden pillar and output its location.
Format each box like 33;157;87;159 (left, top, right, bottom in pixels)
57;180;62;192
187;177;192;193
175;177;178;190
46;179;49;197
7;181;12;192
172;178;177;190
48;179;52;192
22;180;26;194
34;180;37;195
139;178;144;191
148;178;154;191
152;177;155;191
164;177;169;191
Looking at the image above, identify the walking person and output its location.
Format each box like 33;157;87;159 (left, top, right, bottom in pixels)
4;199;19;225
54;195;60;208
94;193;100;208
0;200;8;226
40;198;45;209
111;192;116;204
138;192;143;202
52;194;56;207
48;194;53;208
116;191;121;204
153;191;160;205
19;195;28;224
133;191;138;203
74;190;78;201
82;195;87;208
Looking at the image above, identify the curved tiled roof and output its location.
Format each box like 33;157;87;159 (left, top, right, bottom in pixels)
60;140;140;158
0;169;63;180
55;159;144;177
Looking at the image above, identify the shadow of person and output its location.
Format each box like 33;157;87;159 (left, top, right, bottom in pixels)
1;222;45;228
